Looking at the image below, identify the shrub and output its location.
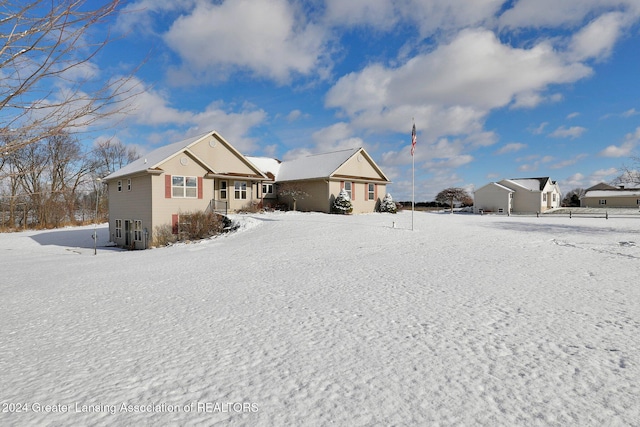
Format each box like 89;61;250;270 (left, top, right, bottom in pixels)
180;211;226;240
153;224;177;246
379;193;397;213
332;188;353;214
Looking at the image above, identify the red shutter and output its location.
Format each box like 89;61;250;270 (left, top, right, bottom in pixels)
374;184;378;201
197;177;203;199
171;214;178;234
165;175;172;198
364;183;368;201
352;182;355;200
340;181;344;190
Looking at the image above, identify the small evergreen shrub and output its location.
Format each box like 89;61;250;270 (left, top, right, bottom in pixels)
379;193;397;213
332;188;353;214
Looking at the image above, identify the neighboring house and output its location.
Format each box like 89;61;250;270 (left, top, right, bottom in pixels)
270;147;390;214
473;182;514;214
104;131;268;249
104;131;391;248
581;183;640;207
474;177;561;214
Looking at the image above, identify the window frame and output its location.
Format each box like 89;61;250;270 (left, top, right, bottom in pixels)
234;181;247;199
172;175;198;198
134;220;142;241
115;219;122;239
117;180;122;192
220;180;228;199
344;181;352;199
599;199;607;205
127;178;131;191
262;183;274;195
368;183;375;200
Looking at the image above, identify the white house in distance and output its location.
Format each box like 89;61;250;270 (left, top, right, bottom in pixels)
581;182;640;207
474;177;561;214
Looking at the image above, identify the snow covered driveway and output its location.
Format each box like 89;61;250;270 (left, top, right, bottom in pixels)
1;211;639;426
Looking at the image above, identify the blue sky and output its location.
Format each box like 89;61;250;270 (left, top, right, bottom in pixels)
85;0;640;201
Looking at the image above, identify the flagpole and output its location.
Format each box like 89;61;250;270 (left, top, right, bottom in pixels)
411;118;415;231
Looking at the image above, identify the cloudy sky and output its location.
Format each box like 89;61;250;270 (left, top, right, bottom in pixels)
92;0;640;200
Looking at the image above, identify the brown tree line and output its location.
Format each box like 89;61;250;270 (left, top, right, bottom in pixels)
0;134;138;229
0;0;140;229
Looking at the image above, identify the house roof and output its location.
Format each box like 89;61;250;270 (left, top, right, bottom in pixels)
585;182;618;191
104;131;267;181
503;177;553;191
474;182;514;193
246;156;281;180
104;132;210;180
276;147;386;182
584;189;640;197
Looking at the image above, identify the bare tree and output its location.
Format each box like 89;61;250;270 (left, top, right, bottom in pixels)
91;137;139;177
278;182;309;211
613;155;640;186
0;0;139;156
435;187;473;213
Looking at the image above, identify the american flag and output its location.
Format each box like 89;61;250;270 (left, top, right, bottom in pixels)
410;123;417;156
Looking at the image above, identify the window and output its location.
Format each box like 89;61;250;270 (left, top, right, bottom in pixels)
115;219;122;239
117;180;122;192
172;175;197;198
127;179;131;191
220;180;228;199
134;220;142;241
599;199;607;205
262;183;274;195
344;182;352;199
637;199;640;205
543;193;547;202
234;181;247;199
368;183;375;200
552;193;556;202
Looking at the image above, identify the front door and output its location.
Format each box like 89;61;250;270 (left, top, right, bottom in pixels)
124;220;131;246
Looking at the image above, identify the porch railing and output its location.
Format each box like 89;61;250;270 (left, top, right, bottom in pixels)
207;199;228;216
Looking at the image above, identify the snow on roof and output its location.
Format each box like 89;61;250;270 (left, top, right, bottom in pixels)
475;182;514;193
504;178;549;191
246;156;281;180
584;190;640;197
105;132;209;180
276;148;360;181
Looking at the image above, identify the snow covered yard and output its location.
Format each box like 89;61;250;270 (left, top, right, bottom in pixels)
1;211;639;426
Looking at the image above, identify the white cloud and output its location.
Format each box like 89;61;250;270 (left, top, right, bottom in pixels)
326;28;592;140
549;153;588;169
286;110;303;122
549;126;587;139
496;142;527;154
324;0;503;38
622;108;639;118
567;112;580;119
499;0;640;29
114;77;266;152
530;122;549;135
324;0;397;30
599;127;640;157
568;12;629;62
163;0;329;84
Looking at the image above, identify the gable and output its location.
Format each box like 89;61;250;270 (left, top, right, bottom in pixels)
475;182;513;195
333;149;389;182
105;131;266;182
276;148;389;182
187;133;265;178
